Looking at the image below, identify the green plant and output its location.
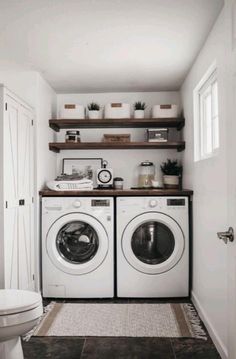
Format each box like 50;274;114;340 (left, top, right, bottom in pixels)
161;159;182;176
134;101;146;111
88;102;100;111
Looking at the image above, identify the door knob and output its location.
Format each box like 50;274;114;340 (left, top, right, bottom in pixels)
217;227;234;244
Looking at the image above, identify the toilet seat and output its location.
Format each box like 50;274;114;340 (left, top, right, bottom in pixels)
0;290;43;359
0;290;42;316
0;305;43;328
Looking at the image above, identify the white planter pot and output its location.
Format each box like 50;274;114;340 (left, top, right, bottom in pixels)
88;110;101;119
163;175;179;189
134;110;145;119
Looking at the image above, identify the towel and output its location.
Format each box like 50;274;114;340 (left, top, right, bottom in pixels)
46;180;93;191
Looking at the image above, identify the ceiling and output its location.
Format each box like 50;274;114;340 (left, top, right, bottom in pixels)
0;0;224;93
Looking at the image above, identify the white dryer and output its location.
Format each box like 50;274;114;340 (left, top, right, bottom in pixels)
117;197;189;297
42;197;114;298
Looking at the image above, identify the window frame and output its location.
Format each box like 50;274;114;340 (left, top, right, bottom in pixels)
193;62;219;162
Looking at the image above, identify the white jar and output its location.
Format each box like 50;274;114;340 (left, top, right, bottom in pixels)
113;177;124;189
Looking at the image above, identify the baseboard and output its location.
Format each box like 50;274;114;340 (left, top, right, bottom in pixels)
191;291;228;359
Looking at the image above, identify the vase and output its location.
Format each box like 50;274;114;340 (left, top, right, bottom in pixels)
163;175;179;189
88;110;101;119
134;110;145;119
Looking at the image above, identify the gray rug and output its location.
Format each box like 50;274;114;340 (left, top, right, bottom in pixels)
30;302;206;340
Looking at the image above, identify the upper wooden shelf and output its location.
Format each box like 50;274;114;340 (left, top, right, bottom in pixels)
49;141;185;153
49;117;185;132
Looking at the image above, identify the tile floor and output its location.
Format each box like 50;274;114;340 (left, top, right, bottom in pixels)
22;299;221;359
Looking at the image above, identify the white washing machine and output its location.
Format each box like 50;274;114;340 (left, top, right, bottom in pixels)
42;197;114;298
117;197;189;297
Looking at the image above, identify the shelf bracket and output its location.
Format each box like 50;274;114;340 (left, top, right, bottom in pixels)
49;144;60;153
177;118;185;131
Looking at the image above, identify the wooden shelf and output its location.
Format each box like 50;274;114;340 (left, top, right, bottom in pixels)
39;188;193;197
49;141;185;153
49;117;185;132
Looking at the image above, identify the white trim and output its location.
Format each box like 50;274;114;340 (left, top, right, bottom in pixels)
194;61;217;93
191;291;228;359
0;84;34;112
193;62;219;162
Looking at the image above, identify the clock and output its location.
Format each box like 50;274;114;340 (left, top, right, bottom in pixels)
96;160;113;188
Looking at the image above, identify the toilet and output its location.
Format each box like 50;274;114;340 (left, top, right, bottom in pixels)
0;289;43;359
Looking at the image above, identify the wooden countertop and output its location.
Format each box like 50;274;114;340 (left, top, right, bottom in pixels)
39;188;193;196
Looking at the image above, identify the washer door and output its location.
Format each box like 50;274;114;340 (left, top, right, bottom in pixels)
122;212;184;274
47;213;108;275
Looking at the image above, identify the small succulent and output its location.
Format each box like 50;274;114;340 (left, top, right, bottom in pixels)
88;102;100;111
161;159;183;176
134;101;146;111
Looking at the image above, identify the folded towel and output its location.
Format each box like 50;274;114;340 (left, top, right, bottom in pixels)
46;180;93;191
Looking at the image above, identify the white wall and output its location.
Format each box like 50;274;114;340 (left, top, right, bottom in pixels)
57;92;182;188
0;70;37;107
34;73;57;290
181;7;228;358
35;74;57;191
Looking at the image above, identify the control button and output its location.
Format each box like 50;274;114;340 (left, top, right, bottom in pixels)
73;200;81;208
149;200;158;208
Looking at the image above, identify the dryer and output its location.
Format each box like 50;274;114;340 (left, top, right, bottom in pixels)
42;197;114;298
117;197;189;297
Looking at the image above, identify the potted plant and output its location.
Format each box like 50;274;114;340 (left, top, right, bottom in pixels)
134;101;146;119
161;159;183;189
87;102;101;119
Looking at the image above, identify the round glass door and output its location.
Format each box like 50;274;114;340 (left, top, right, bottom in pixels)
47;213;109;275
131;221;175;265
56;221;99;264
122;212;184;274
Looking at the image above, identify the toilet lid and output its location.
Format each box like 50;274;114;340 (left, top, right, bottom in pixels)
0;289;42;315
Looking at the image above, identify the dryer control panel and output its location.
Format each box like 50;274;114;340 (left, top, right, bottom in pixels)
91;199;110;207
167;198;186;206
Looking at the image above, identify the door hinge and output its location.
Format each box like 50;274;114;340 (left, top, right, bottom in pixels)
32;197;34;203
5;103;7;111
19;199;25;206
31;119;33;126
5;201;8;208
32;274;35;281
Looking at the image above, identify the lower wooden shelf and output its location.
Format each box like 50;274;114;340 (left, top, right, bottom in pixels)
39;188;193;196
49;141;185;153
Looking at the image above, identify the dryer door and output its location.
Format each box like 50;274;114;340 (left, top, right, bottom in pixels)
122;212;184;274
46;213;108;275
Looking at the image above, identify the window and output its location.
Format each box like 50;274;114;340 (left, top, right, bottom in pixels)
194;63;219;161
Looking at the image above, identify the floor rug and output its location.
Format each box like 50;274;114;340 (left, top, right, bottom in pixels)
30;303;206;340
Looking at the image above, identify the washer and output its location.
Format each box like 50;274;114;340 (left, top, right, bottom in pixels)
42;197;114;298
117;197;189;297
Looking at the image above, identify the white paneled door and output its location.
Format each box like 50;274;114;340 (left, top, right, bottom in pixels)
4;94;35;291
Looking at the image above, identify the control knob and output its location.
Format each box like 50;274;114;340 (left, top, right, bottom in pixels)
73;200;81;208
149;199;158;208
